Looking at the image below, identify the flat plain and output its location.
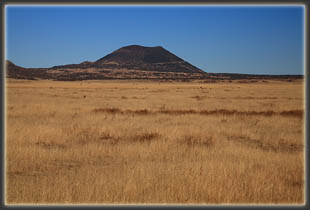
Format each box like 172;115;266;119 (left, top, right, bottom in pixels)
5;78;305;204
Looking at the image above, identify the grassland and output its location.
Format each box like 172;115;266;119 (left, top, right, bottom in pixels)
5;78;305;204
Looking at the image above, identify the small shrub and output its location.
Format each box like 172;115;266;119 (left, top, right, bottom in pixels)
180;134;214;147
131;132;160;143
35;141;66;149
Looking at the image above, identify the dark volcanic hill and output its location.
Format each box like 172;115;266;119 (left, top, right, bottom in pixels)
51;45;205;74
97;45;183;64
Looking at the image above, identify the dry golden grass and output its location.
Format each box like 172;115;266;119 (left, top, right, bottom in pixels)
5;78;305;204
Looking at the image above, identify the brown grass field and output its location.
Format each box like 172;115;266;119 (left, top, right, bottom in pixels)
5;78;305;205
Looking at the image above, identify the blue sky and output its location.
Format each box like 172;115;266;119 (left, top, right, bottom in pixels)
6;5;304;75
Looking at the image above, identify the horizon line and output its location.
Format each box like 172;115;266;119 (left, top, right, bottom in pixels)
5;59;305;76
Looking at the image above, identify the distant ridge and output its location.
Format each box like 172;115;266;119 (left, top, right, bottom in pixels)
5;45;304;81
